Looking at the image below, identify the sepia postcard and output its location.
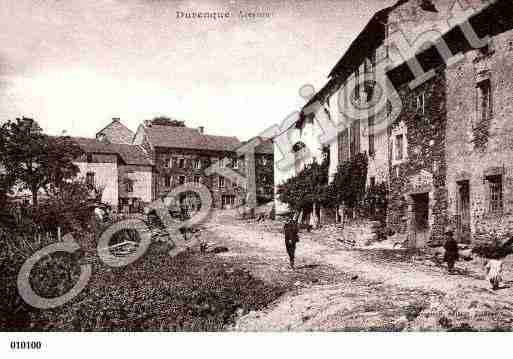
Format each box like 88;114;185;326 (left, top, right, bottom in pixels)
1;0;513;356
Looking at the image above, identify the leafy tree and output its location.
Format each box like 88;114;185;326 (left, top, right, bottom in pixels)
151;116;185;127
0;118;83;205
277;157;329;222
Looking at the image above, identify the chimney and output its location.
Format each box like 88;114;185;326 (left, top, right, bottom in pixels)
112;117;120;123
198;126;204;134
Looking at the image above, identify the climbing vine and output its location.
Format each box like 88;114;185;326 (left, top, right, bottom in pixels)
277;152;369;220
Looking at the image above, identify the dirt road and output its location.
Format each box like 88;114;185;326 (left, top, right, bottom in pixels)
205;211;513;331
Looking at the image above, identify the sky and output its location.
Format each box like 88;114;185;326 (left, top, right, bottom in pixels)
0;0;392;141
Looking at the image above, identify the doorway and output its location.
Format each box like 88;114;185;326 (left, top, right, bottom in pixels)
222;195;236;209
411;192;430;247
457;180;470;243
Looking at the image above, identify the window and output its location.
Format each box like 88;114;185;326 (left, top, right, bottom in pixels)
193;159;201;169
172;157;178;168
179;158;185;169
164;176;171;187
86;154;93;163
193;176;200;184
350;120;360;158
86;172;95;188
354;67;360;101
125;180;134;193
179;176;186;185
233;158;239;169
488;175;503;213
478;39;493;56
386;100;393;117
163;157;170;168
368;116;375;156
261;157;268;166
219;176;225;188
416;92;425;114
477;79;492;123
370;176;376;188
395;134;404;161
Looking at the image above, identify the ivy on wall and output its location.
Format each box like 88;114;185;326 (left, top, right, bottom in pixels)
277;153;370;219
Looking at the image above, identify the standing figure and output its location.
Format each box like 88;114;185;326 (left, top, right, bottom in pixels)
485;258;503;290
283;219;299;268
443;226;459;274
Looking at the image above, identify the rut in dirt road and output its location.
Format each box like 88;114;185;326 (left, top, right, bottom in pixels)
205;217;513;331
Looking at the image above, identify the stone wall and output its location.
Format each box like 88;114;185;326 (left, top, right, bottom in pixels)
388;69;448;245
445;28;513;244
154;147;246;209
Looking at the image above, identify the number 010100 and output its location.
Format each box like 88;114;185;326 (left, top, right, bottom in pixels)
10;341;42;350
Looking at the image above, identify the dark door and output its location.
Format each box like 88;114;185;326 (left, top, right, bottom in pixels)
411;193;430;247
457;180;471;243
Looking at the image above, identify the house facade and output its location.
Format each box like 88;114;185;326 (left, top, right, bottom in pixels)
274;0;513;245
71;137;153;212
384;0;513;245
133;119;246;209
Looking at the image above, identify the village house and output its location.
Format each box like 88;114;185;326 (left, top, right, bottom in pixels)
274;0;513;246
273;88;339;217
383;0;513;246
96;117;135;144
132;118;246;209
70;137;153;212
63;117;274;213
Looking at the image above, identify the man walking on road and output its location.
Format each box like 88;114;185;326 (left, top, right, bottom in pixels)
283;218;299;269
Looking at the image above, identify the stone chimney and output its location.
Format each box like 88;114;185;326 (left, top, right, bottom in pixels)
198;126;204;134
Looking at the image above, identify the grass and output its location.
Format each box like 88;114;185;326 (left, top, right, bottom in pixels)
1;235;286;331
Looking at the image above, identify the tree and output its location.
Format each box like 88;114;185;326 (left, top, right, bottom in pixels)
277;157;329;226
0;118;83;206
151;116;185;127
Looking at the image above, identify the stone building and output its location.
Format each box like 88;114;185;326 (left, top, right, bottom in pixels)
383;0;513;245
71;137;153;212
284;0;513;245
96;117;135;144
242;137;274;205
132;119;245;209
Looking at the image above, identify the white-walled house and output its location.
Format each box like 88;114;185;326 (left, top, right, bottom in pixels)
273;85;339;216
71;137;153;212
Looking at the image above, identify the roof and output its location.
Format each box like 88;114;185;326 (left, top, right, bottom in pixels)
255;139;273;155
387;0;510;88
95;119;135;144
143;124;241;152
70;137;152;166
242;137;274;155
328;0;408;79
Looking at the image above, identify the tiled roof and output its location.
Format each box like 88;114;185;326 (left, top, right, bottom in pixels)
255;138;273;155
241;137;274;155
70;137;152;166
144;125;240;152
95;119;135;144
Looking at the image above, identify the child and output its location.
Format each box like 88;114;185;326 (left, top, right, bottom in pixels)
443;226;459;274
485;258;503;290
